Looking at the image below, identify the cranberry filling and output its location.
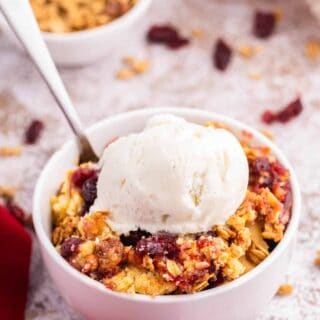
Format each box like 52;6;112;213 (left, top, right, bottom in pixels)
135;231;179;259
60;237;82;259
120;229;152;246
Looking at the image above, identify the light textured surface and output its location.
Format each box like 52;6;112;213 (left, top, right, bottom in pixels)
0;0;320;319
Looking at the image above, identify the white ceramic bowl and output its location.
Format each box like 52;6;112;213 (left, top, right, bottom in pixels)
1;0;151;66
33;107;301;320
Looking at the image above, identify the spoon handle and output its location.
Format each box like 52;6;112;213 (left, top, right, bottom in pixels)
0;0;84;138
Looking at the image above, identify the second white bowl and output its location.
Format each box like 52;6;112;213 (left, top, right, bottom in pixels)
0;0;151;66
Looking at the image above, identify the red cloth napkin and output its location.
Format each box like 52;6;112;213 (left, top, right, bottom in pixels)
0;204;32;320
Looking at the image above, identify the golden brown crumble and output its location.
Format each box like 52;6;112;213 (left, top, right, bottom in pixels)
104;266;177;295
78;211;113;240
52;216;80;245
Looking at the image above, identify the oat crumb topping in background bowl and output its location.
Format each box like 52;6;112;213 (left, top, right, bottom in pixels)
30;0;137;33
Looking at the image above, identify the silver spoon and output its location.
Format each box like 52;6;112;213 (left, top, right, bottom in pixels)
0;0;99;164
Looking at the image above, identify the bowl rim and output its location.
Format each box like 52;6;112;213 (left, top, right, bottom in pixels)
39;0;152;42
33;107;301;304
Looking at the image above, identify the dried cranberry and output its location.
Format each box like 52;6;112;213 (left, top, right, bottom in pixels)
261;98;303;124
120;229;152;246
277;98;303;123
147;25;178;43
249;157;274;189
147;25;189;49
195;230;217;240
71;167;96;189
24;119;44;144
136;231;178;259
253;11;276;38
213;39;232;71
261;110;275;124
251;157;270;174
60;237;82;258
82;175;98;206
167;37;189;49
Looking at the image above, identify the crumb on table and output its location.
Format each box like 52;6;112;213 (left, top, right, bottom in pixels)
314;250;320;266
191;28;204;38
0;146;22;156
116;57;150;80
277;284;293;296
238;44;263;58
304;41;320;60
0;186;17;198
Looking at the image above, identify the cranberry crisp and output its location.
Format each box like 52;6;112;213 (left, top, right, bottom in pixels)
51;127;292;296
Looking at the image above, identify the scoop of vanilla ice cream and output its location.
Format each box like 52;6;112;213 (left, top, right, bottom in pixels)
92;115;249;234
